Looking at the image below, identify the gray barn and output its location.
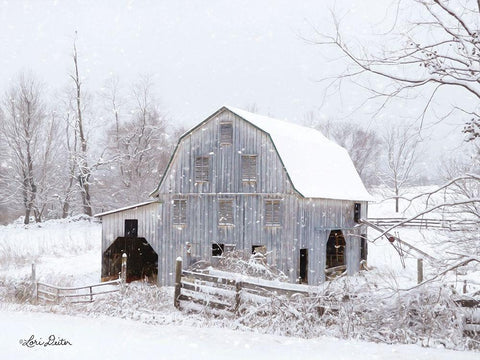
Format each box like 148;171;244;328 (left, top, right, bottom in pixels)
96;106;372;286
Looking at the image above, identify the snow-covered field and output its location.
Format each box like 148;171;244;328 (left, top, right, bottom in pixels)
0;309;478;360
0;189;478;358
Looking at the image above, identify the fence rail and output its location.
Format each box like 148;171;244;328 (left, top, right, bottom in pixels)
366;217;478;230
36;279;121;304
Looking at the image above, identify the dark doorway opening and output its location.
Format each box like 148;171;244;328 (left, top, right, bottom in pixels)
326;230;346;268
299;248;308;283
212;243;224;256
102;237;158;283
360;234;368;261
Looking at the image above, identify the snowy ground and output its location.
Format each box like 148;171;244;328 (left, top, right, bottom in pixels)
0;309;478;360
0;189;478;358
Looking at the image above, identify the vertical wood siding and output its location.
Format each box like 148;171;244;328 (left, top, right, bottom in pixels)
102;109;369;286
101;202;161;251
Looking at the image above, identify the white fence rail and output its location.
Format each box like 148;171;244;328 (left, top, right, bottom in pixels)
36;279;121;304
367;217;478;230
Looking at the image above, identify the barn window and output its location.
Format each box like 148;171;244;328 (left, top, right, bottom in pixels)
173;199;187;225
252;245;267;255
124;219;138;238
264;199;281;226
212;243;224;256
218;199;234;225
195;156;209;182
220;122;233;144
241;155;257;182
354;203;361;223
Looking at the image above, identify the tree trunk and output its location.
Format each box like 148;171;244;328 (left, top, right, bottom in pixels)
72;40;93;217
395;189;399;213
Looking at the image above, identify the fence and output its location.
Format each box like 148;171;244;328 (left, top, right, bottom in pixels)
367;217;477;230
36;279;121;304
30;262;122;304
174;259;318;314
173;258;479;339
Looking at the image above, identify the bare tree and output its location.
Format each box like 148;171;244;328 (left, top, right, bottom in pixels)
99;75;174;208
440;144;480;220
315;0;480;136
304;112;383;187
381;123;422;212
0;73;57;224
314;0;480;210
70;39;93;216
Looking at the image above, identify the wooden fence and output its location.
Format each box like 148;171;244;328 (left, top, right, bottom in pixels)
36;279;121;304
174;260;318;314
173;259;479;339
367;217;477;230
31;254;127;304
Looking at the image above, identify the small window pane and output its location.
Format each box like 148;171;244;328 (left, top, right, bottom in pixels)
173;199;187;225
195;156;209;182
220;122;233;144
218;199;234;225
241;155;257;182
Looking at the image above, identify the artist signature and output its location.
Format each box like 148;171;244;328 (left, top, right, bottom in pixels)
19;334;72;348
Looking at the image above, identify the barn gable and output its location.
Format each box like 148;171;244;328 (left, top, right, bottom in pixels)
151;106;372;201
151;107;296;196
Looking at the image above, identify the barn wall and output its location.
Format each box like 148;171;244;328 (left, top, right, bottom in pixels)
156;193;299;286
156;193;368;286
100;108;370;286
101;202;162;252
297;198;368;285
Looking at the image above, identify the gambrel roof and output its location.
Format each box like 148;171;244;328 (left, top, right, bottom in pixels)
151;106;373;201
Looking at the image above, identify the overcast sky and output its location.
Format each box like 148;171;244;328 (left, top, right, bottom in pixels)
0;0;469;162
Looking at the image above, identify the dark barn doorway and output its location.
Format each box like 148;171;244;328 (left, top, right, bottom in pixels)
326;230;346;268
102;237;158;283
299;248;308;283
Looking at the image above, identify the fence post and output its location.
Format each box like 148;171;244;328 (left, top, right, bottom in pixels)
235;281;242;313
417;258;423;284
121;253;127;283
174;257;182;309
31;263;37;304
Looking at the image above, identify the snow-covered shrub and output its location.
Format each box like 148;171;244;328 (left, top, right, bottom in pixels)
232;274;474;350
206;250;288;281
0;277;33;304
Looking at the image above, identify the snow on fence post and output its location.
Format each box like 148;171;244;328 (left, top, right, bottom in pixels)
174;257;182;309
417;258;423;284
31;263;37;304
121;253;127;284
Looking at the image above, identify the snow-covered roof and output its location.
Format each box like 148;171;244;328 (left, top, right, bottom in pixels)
94;200;159;218
224;106;373;201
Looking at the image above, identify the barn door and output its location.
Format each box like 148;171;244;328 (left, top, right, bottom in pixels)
299;248;308;283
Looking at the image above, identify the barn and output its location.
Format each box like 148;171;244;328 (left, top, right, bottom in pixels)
96;106;372;286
